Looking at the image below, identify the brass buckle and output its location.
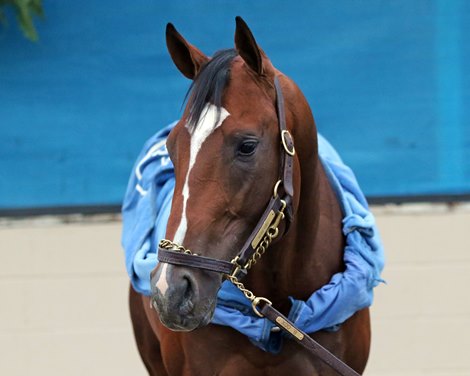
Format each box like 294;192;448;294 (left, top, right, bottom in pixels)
281;130;295;156
252;297;272;318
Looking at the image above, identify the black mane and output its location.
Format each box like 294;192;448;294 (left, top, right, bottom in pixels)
185;48;238;130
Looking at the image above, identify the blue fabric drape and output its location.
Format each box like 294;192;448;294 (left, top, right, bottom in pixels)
122;122;384;353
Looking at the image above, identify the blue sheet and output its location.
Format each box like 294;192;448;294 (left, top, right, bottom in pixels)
121;121;385;353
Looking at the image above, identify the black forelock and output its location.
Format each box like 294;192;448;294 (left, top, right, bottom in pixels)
184;48;238;130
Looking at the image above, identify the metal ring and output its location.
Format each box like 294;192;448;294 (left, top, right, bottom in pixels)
252;297;272;318
273;180;282;198
267;227;279;238
281;130;295;156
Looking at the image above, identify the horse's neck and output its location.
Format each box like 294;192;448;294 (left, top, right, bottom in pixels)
246;121;345;313
288;156;345;295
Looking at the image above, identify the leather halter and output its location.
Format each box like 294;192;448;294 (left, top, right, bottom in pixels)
156;76;361;376
157;76;295;280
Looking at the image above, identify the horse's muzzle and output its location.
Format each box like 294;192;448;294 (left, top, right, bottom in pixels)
150;267;215;331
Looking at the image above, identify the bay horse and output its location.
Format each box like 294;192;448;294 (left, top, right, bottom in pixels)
129;17;371;375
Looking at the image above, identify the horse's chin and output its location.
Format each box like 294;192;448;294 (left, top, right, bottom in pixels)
152;296;215;332
161;312;212;332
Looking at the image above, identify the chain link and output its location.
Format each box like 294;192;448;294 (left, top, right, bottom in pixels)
226;274;256;301
227;199;287;315
243;200;286;271
159;239;195;255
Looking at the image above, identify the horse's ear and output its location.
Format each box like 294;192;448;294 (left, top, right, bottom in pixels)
234;16;263;75
166;23;209;79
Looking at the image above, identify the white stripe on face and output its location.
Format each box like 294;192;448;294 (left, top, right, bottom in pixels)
155;104;230;295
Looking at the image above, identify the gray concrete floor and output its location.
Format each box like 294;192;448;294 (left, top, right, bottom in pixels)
0;204;469;375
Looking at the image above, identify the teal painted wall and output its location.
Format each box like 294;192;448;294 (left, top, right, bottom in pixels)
0;1;469;209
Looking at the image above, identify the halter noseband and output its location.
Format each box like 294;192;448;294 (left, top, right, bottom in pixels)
157;76;295;282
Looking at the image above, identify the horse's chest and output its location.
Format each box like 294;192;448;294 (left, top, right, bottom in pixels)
159;325;338;376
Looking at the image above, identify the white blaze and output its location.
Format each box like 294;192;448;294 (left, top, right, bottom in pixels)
155;104;230;295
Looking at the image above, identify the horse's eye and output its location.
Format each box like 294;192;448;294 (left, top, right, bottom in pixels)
238;140;258;156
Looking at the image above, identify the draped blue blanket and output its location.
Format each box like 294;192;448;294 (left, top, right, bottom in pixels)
122;122;385;353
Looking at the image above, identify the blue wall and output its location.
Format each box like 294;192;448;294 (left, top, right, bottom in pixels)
0;1;469;210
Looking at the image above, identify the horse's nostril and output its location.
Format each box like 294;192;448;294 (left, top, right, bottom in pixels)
182;276;192;299
178;275;196;315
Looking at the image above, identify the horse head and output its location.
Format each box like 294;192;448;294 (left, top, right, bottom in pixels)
150;17;311;331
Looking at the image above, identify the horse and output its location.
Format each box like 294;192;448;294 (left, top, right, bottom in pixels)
129;17;371;375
